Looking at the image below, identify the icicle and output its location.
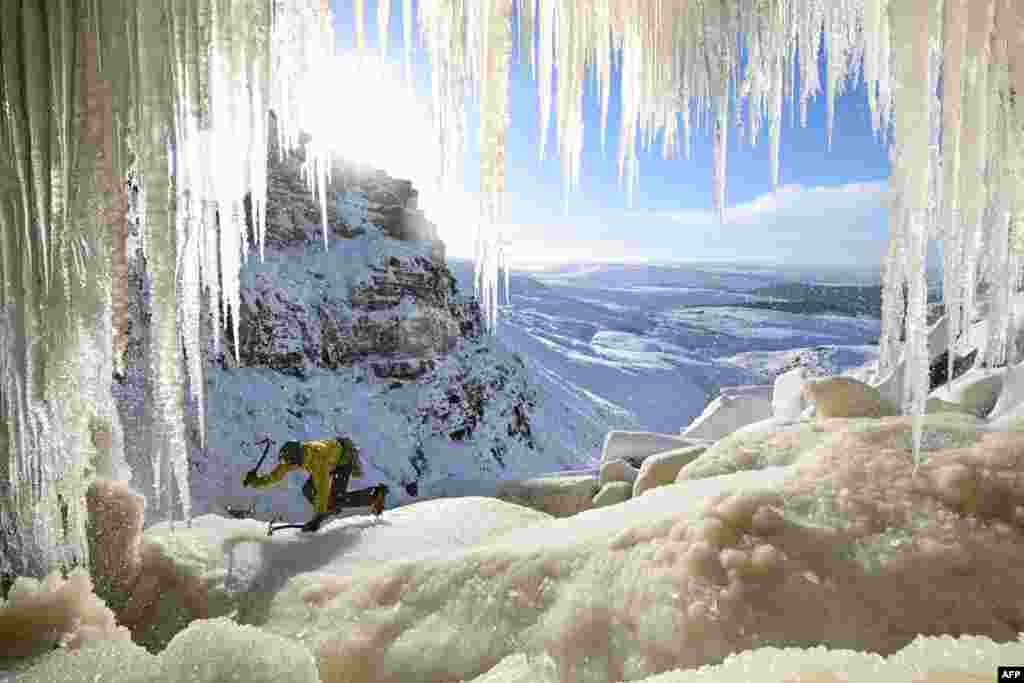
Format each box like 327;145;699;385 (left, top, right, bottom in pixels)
983;3;1015;367
504;248;511;305
536;0;556;162
879;154;907;378
942;0;967;382
474;0;514;332
768;49;783;188
354;0;366;52
403;0;413;83
135;0;189;521
617;25;640;207
889;0;941;471
378;0;391;58
958;0;996;354
711;93;729;222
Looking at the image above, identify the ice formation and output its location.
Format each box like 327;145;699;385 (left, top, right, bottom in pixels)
0;0;335;575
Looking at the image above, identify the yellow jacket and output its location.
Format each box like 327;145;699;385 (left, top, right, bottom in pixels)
247;438;363;514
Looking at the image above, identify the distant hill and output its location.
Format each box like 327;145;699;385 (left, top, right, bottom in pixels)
701;282;942;319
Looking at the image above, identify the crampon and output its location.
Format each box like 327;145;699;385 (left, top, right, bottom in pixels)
266;505;381;537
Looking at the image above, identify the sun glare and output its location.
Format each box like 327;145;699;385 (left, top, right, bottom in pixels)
298;54;487;260
298;55;435;182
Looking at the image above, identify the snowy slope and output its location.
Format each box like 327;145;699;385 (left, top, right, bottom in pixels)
197;337;591;525
194;229;606;526
446;259;881;435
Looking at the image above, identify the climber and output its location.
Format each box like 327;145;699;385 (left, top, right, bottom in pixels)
242;436;388;532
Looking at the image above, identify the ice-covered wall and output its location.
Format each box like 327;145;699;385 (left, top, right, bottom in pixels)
0;0;333;578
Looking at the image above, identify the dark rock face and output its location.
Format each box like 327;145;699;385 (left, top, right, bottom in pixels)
228;257;462;377
929;348;978;391
219;150;463;381
260;152;444;263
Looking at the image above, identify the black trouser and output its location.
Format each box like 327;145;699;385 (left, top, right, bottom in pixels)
302;462;379;512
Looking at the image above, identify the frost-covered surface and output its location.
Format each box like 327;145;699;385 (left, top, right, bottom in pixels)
11;410;1024;682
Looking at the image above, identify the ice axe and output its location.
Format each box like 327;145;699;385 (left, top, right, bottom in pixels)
244;436;275;485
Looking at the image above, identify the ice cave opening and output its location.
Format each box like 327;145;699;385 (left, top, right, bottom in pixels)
1;1;1024;681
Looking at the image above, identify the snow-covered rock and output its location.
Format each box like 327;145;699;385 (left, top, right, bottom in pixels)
495;474;599;517
0;568;131;661
591;481;633;508
771;367;807;420
230;231;461;377
930;367;1006;418
803;376;898;419
871;363;904;410
11;617;319;683
870;315;976;408
599;431;704;468
598;459;640;487
681;387;773;442
677;418;832;482
633;445;707;497
718;384;773;398
925;397;977;416
986;360;1024;422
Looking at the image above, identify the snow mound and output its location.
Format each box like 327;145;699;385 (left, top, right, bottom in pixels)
463;635;1024;682
681;389;773;441
15;617;318;683
677;418;834;481
803;376;899;419
678;414;986;483
772;367;808;420
931;367;1006;418
600;431;706;467
634;446;707;496
496;475;599;517
0;568;131;662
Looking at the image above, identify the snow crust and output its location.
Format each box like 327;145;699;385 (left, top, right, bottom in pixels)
772;368;808;420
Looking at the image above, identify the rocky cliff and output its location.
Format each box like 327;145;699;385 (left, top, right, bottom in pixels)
114;141;559;524
219;148;464;380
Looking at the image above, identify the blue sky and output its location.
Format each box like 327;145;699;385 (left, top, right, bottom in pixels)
329;1;893;268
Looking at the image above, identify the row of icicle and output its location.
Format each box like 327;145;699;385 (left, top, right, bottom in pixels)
0;0;338;563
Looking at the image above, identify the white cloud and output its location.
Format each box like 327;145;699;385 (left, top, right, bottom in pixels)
435;182;893;268
638;181;892;263
712;181;891;224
